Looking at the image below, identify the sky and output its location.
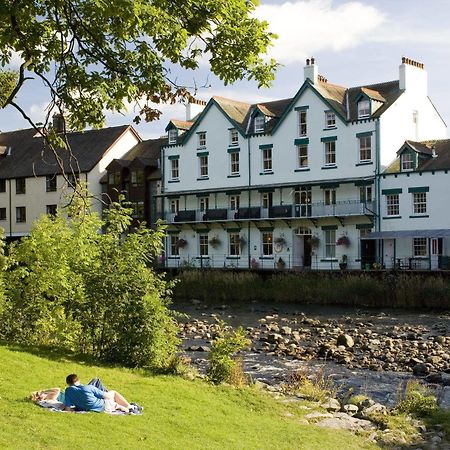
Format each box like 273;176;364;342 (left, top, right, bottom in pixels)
1;0;450;140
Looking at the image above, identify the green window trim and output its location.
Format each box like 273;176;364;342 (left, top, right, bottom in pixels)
354;180;374;186
321;225;338;230
226;191;241;195
168;155;179;160
294;138;309;145
319;183;340;189
382;188;402;195
258;188;275;193
195;193;210;198
356;131;374;138
227;147;240;153
259;144;273;150
166;230;180;235
197;151;209;157
258;226;274;232
226;228;241;233
294;105;309;111
408;186;429;193
356;223;373;229
321;136;337;143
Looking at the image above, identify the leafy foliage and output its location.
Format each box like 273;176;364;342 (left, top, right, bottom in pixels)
0;0;277;130
397;380;439;417
207;320;249;385
0;194;179;369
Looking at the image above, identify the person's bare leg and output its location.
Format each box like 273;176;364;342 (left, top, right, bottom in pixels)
107;390;130;408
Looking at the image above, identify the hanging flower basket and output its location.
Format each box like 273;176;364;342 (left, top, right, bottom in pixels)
239;236;247;247
209;236;221;248
250;257;259;269
336;235;350;247
310;236;320;249
176;238;188;249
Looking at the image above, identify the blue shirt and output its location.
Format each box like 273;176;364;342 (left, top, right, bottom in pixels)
64;384;105;412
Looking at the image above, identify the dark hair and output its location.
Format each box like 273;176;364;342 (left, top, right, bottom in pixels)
66;374;79;385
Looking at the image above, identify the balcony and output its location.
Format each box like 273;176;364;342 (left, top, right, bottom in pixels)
164;200;375;224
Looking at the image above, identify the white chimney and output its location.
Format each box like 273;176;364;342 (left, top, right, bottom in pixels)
304;57;318;84
399;57;427;96
186;99;206;121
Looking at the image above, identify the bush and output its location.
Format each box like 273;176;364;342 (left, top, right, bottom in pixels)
397;380;439;417
284;367;336;402
207;321;250;385
1;193;179;369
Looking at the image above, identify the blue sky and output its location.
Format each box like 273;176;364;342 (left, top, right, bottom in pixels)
1;0;450;139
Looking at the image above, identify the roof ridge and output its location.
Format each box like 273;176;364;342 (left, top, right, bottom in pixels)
213;95;251;107
350;79;399;91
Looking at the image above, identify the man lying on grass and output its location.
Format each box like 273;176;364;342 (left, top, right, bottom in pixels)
63;374;142;414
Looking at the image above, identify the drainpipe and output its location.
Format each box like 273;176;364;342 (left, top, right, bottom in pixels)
247;136;251;268
8;179;12;238
375;119;382;262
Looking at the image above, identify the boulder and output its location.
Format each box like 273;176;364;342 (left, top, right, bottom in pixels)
413;363;430;376
320;398;341;412
337;334;354;348
425;372;443;384
343;404;359;416
317;413;376;432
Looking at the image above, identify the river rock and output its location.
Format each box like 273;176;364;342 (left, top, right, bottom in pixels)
413;363;430;376
426;373;443;384
359;402;387;419
317;413;376;432
281;326;292;335
320;398;341;412
337;334;354;348
343;404;359;416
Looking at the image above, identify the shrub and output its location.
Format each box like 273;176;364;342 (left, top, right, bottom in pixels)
284;367;336;402
207;321;250;385
397;380;439;417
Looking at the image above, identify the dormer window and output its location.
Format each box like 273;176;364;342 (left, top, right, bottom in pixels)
358;100;370;119
254;115;265;134
197;132;206;148
401;152;414;171
168;129;178;144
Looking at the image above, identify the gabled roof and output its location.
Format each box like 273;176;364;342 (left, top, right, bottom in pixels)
165;119;193;132
0;125;138;179
121;137;167;164
385;139;450;173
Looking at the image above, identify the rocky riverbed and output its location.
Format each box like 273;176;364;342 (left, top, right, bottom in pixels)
174;301;450;408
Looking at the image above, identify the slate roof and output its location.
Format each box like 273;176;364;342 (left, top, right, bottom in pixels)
384;139;450;173
120;137;167;164
166;77;404;138
168;119;193;131
0;125;136;179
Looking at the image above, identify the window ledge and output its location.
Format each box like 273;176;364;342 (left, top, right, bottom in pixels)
228;174;240;178
226;256;241;259
259;171;274;175
323;127;337;131
294;168;310;172
196;177;209;181
259;256;274;260
168;179;180;183
167;256;180;259
355;161;373;166
321;165;337;170
320;258;338;262
195;256;210;259
382;216;402;220
409;214;429;218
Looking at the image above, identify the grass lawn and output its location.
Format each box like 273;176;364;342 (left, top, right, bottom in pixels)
0;344;377;450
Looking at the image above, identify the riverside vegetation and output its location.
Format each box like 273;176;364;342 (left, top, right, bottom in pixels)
172;269;450;309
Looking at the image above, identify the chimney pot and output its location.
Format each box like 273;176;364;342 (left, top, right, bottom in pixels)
306;58;310;66
311;57;315;65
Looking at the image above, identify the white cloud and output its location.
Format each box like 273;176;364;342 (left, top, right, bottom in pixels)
255;0;386;64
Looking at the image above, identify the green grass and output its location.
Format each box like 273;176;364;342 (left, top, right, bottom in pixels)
0;344;376;450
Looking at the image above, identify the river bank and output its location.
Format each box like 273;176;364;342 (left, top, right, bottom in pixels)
172;300;450;408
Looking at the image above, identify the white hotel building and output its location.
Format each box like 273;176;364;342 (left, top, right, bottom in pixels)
160;58;447;270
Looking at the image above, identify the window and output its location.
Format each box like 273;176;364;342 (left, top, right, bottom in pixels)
131;170;144;187
324;189;336;205
108;171;120;186
401;153;414;171
359;185;373;203
170;198;179;214
229;195;240;210
359;136;372;161
16;178;26;194
298;110;307;136
324;141;336;166
199;155;208;178
45;175;57;192
0;179;5;193
198;132;206;148
324;229;336;258
413;192;427;215
16;206;26;223
413;237;427;257
262;232;273;256
170;159;179;180
229;233;240;256
46;204;57;216
325;111;336;128
199;197;209;212
358;100;370;118
262;192;272;209
68;173;80;186
199;235;209;256
0;208;6;220
169;235;179;256
230;152;240;175
131;201;145;218
168;129;178;144
229;129;239;146
254;115;265;133
386;194;399;216
262;148;272;172
297;145;308;168
294;187;311;217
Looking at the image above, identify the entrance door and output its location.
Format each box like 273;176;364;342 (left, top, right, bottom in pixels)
431;238;442;270
292;234;304;269
303;236;312;267
383;239;395;269
361;239;376;269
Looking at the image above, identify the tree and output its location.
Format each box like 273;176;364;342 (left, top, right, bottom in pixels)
0;0;277;131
